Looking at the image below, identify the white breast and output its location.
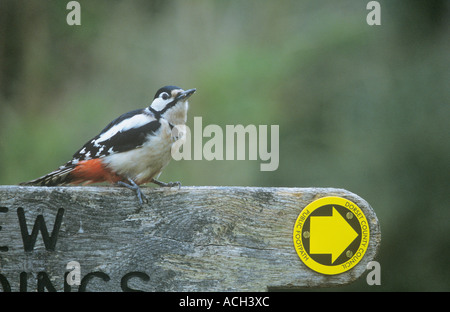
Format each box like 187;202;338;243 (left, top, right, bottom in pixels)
101;119;174;184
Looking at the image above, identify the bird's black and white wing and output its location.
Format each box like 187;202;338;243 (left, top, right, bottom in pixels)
69;108;161;165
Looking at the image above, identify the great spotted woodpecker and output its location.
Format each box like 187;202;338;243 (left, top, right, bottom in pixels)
20;85;196;205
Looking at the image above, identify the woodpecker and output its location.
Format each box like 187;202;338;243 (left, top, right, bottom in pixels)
20;85;196;205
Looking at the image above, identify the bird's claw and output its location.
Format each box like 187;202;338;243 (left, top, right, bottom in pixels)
117;179;148;205
151;178;181;190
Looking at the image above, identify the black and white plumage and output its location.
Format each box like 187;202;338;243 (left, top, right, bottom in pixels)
20;85;196;204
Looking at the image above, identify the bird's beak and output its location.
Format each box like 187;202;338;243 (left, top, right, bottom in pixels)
177;88;196;100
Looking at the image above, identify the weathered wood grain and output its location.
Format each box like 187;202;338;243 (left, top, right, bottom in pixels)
0;185;380;291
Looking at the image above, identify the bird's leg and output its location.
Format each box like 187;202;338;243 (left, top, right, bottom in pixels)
116;178;148;205
151;178;181;189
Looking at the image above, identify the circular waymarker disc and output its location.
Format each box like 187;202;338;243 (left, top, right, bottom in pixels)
293;197;370;275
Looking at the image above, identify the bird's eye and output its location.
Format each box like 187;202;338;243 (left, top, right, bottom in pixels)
160;92;170;100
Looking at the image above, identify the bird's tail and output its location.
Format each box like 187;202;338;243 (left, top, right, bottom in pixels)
20;164;76;186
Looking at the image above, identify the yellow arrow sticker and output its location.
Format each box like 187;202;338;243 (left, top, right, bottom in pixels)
293;197;370;275
310;207;359;263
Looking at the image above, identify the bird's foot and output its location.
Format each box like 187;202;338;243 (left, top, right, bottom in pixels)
117;178;148;205
151;178;181;189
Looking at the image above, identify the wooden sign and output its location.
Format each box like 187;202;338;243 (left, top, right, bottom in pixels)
0;185;380;292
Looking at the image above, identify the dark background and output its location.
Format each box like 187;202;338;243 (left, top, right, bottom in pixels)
0;0;448;291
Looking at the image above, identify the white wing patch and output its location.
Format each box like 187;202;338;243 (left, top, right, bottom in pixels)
94;114;152;146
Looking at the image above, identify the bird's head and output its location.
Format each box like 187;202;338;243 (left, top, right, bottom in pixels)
150;85;196;125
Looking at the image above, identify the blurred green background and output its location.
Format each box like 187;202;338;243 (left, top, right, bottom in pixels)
0;0;449;291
